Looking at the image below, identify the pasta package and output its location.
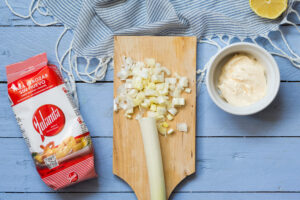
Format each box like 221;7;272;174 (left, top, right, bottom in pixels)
6;53;97;190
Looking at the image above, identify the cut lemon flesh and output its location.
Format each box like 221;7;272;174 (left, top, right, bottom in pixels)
250;0;288;19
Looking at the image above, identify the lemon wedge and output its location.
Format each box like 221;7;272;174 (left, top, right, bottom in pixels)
250;0;288;19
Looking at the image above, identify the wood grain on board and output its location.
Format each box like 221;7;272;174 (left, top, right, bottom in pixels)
113;36;197;199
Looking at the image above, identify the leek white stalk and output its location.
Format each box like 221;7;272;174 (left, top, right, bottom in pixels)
138;117;166;200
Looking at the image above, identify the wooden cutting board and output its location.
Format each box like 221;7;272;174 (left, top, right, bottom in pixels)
113;36;196;200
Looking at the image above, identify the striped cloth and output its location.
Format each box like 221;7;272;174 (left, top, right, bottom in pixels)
5;0;300;88
42;0;292;59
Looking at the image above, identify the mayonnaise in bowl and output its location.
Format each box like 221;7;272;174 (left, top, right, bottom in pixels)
206;42;280;115
217;53;267;107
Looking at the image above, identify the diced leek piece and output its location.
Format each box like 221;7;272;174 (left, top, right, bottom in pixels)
149;97;158;104
145;89;157;96
165;100;172;109
167;114;174;121
185;88;191;93
136;92;145;100
162;122;169;128
141;99;150;108
161;66;171;75
147;82;156;90
126;108;134;114
133;93;145;106
157;125;167;135
157;106;167;115
133;77;143;90
174;72;180;79
125;114;132;119
157;96;166;105
117;68;129;80
169;84;175;91
159;87;168;95
133;99;141;107
151;74;164;83
150;104;157;111
144;99;151;105
172;98;185;106
167;128;174;135
125;79;133;89
119;101;128;110
141;102;149;108
172;87;182;97
132;67;140;76
155;115;165;121
145;58;155;67
166;78;177;85
177;123;188;132
141;68;149;79
125;57;133;66
168;107;177;116
155;63;161;68
113;99;119;111
136;61;145;68
156;83;164;90
128;89;138;97
179;77;188;88
153;67;163;75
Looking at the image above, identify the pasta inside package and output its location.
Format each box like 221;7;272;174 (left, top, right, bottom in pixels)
6;53;97;190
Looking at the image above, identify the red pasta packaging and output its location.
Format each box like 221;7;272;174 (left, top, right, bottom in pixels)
6;53;97;190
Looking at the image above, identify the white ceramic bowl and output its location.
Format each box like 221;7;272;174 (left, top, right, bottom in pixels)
206;42;280;115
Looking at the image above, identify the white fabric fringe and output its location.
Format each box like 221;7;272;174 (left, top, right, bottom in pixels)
5;0;300;101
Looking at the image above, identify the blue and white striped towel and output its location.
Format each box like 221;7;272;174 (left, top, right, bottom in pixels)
5;0;300;91
42;0;293;57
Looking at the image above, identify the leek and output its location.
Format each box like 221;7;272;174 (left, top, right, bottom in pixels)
138;117;166;200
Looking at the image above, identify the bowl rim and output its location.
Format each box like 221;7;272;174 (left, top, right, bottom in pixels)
205;42;280;115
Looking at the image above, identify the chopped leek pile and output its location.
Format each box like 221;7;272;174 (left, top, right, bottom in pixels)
114;56;190;135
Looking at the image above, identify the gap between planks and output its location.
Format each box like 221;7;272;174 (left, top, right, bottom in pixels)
3;191;300;194
0;24;63;27
3;136;300;139
0;80;298;84
0;81;113;84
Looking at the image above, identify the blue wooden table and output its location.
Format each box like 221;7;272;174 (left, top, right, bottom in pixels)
1;1;300;200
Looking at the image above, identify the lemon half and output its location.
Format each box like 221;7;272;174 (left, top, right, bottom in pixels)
250;0;288;19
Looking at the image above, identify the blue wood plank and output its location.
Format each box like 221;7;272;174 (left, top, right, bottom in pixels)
1;137;300;192
198;82;300;136
0;193;136;200
1;193;300;200
0;138;130;193
1;26;300;82
1;82;300;137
